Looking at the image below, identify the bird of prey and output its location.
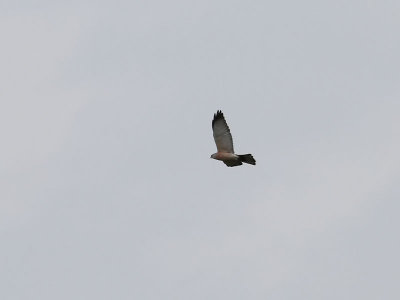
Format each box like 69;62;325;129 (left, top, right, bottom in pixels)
210;110;256;167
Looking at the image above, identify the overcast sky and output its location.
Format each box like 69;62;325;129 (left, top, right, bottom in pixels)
1;1;400;299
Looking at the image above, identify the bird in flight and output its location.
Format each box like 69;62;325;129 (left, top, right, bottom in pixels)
210;110;256;167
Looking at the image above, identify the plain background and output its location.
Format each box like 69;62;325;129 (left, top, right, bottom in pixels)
1;1;400;299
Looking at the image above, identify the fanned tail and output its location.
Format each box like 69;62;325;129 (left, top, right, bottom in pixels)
238;154;256;165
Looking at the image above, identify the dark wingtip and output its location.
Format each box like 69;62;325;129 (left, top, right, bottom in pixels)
239;154;256;165
212;110;224;127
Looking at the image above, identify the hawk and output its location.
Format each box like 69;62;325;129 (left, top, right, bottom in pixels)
210;110;256;167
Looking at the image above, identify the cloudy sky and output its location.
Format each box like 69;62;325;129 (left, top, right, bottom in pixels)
1;1;400;299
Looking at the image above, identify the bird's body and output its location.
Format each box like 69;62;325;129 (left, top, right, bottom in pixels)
211;152;240;166
210;110;256;167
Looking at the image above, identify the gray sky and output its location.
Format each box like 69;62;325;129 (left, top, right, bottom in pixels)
1;1;400;299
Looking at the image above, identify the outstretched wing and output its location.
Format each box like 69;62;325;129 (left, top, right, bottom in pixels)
212;110;234;153
223;160;242;167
